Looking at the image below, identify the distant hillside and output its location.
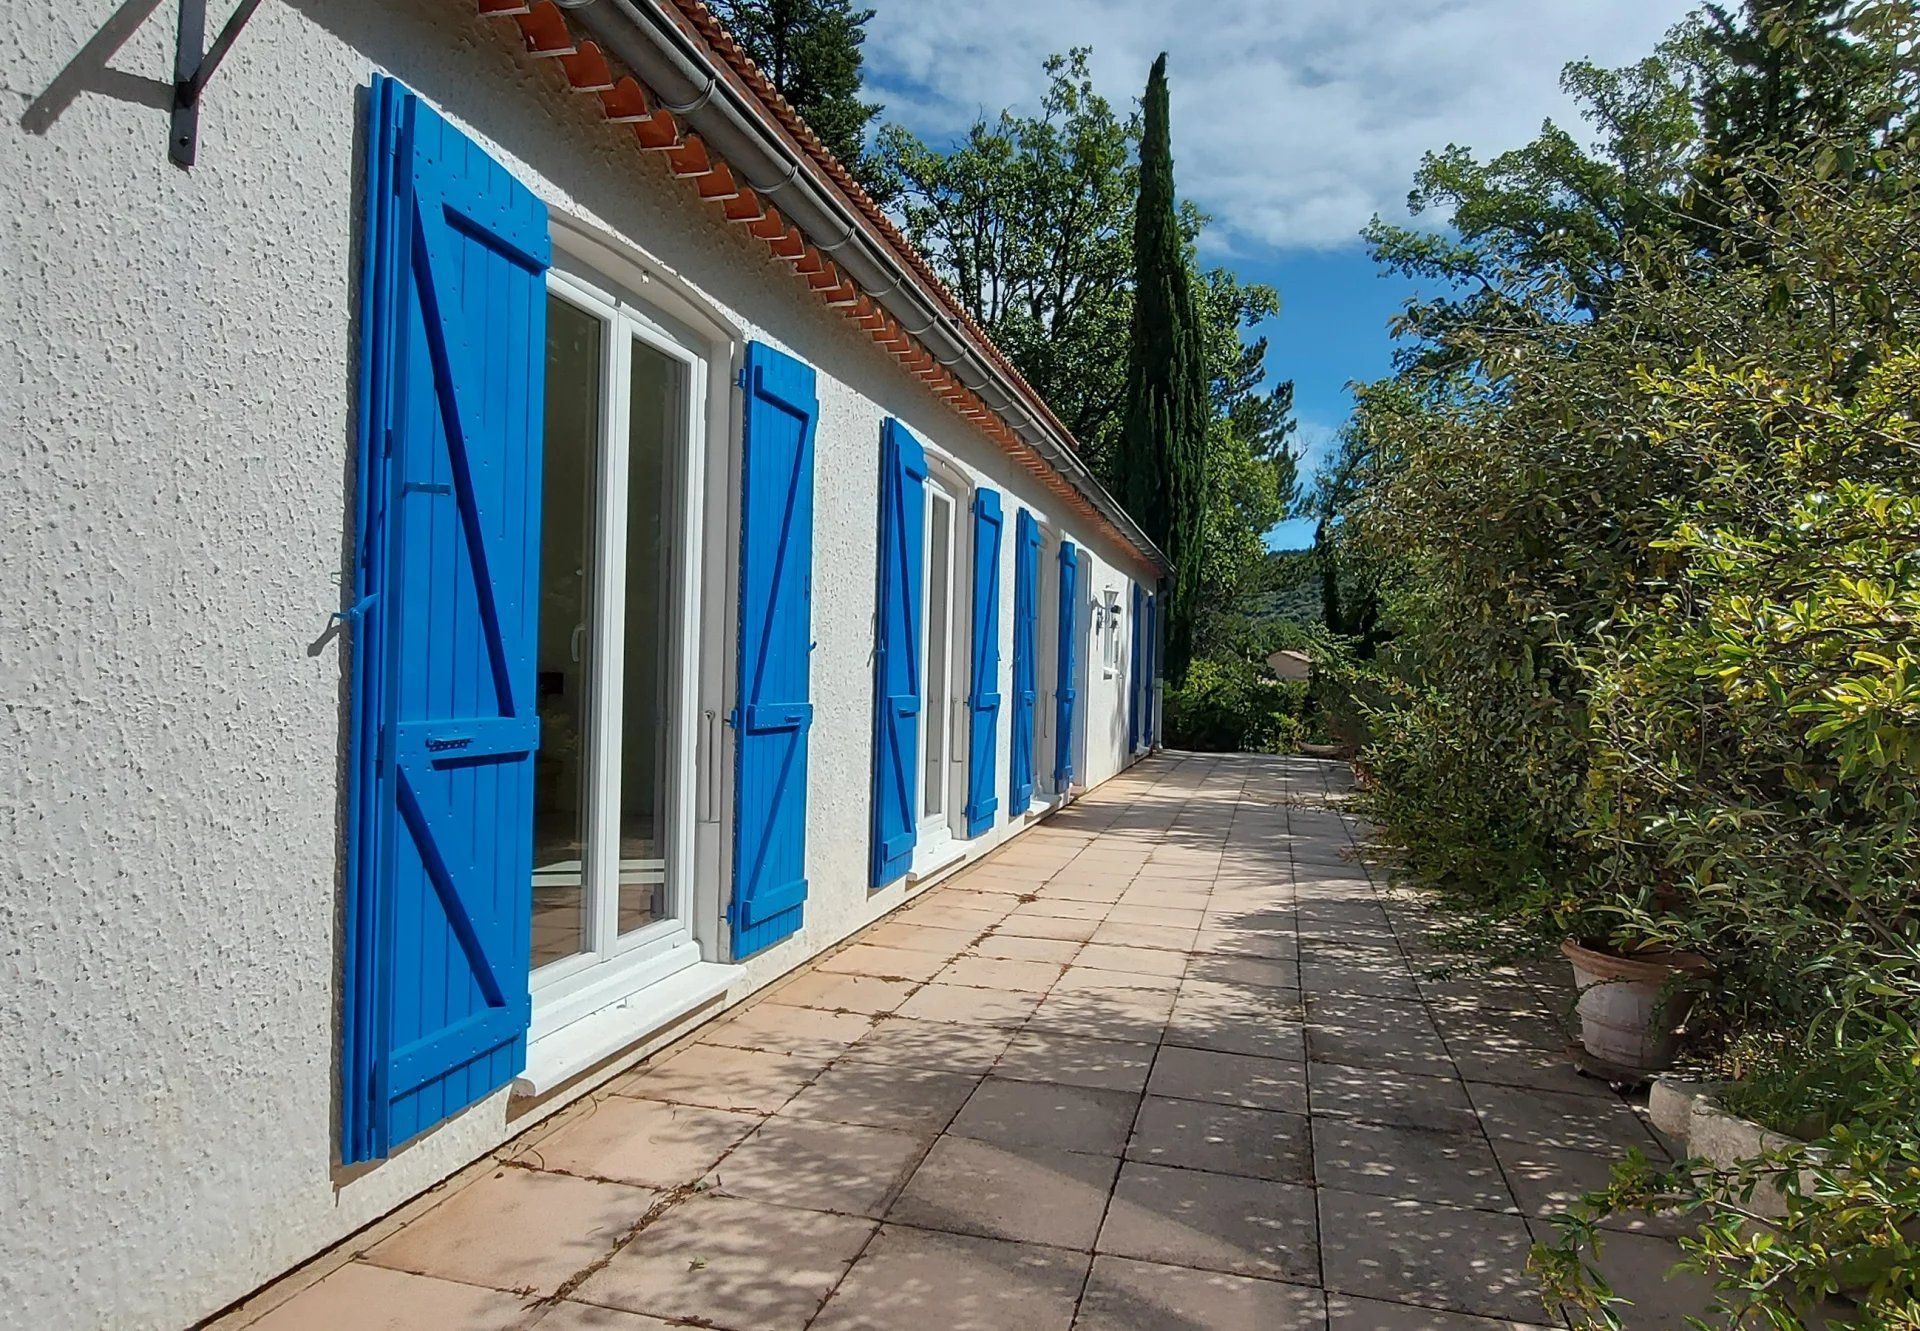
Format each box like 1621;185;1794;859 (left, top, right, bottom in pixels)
1242;549;1323;627
1195;547;1324;667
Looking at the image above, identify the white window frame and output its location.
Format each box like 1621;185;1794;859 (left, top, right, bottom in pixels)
1101;588;1122;678
915;469;961;867
527;261;711;1041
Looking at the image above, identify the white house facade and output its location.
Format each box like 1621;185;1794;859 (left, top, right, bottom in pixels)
2;2;1164;1327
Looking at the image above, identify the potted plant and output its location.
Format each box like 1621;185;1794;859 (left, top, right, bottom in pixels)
1560;923;1712;1077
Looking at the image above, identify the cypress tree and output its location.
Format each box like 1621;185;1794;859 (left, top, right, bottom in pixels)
1120;53;1208;680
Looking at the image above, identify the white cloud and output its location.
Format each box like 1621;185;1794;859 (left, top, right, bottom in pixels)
863;0;1697;251
1292;416;1343;478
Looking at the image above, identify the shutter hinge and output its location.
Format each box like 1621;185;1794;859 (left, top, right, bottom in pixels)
332;593;378;628
733;367;748;391
725;707;739;729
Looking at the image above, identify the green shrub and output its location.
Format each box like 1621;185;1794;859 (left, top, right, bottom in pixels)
1530;352;1920;1331
1163;655;1313;753
1322;17;1920;1315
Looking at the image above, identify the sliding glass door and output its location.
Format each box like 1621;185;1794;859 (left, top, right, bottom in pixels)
529;264;705;1029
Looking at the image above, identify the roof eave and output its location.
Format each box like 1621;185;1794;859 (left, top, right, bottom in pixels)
484;0;1170;577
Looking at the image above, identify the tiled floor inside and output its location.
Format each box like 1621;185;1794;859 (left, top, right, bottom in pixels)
246;753;1708;1331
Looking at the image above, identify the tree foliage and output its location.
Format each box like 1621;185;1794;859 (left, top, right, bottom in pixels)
1318;3;1920;1324
1363;31;1701;349
708;0;884;188
1121;54;1211;680
873;52;1137;462
873;51;1298;653
1197;270;1297;625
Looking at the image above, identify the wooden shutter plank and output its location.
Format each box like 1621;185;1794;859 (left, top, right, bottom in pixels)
1053;541;1079;790
1129;582;1144;752
964;488;1003;836
341;77;547;1163
730;343;816;956
1009;509;1039;814
869;420;926;887
1136;595;1152;749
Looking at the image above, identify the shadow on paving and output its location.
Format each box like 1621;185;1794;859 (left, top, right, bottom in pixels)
240;752;1719;1331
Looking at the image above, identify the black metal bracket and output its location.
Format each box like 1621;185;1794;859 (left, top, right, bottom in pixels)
170;0;265;168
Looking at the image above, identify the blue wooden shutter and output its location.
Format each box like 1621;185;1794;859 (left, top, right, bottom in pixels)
1053;541;1080;790
1128;581;1144;751
342;77;549;1164
1144;592;1158;746
1008;510;1040;814
963;489;1004;836
730;342;817;957
869;420;926;887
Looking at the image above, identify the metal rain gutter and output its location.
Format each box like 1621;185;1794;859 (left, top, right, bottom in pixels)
551;0;1166;573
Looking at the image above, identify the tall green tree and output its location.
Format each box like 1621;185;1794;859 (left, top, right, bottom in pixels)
873;52;1137;465
1689;0;1907;253
1194;269;1298;639
1361;33;1701;360
708;0;883;188
1120;53;1210;679
1309;407;1388;656
873;51;1296;631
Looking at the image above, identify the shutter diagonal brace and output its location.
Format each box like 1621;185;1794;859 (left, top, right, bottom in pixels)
170;0;265;168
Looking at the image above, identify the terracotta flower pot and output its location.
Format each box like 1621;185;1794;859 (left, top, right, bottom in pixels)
1562;938;1712;1075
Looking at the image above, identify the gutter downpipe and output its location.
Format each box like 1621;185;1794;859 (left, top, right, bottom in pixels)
552;0;1166;574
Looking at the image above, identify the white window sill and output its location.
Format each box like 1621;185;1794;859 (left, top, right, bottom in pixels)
529;927;698;1042
514;959;735;1097
907;842;967;885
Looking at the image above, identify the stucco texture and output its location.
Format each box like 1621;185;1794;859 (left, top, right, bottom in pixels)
0;4;1159;1328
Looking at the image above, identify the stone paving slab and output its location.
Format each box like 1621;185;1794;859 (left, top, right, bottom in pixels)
702;1115;928;1217
809;1225;1088;1331
247;1262;537;1330
1078;1255;1326;1330
243;753;1719;1331
570;1193;873;1330
1098;1160;1320;1282
890;1133;1120;1248
360;1167;657;1299
513;1096;762;1189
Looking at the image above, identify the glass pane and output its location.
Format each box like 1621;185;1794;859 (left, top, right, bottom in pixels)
922;492;952;820
616;337;680;934
531;294;603;972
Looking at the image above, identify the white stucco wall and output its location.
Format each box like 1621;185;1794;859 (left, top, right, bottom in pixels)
0;4;1160;1328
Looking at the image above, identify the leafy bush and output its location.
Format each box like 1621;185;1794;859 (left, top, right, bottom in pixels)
1163;655;1312;753
1317;2;1920;1321
1531;353;1920;1331
1535;1123;1920;1331
1580;352;1920;1051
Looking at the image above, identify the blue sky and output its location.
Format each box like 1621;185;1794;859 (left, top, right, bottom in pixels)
858;0;1698;549
1244;248;1418;547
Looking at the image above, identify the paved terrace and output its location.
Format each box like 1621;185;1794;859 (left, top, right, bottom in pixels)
236;754;1706;1331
